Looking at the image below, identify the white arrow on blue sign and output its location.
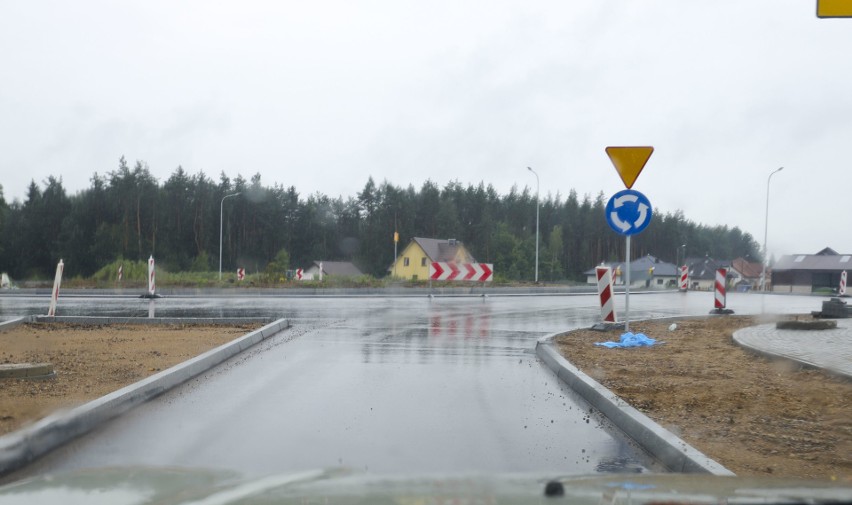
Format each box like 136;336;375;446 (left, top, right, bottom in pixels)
605;189;652;236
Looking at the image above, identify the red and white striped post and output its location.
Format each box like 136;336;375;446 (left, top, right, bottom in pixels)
595;266;617;323
117;264;123;282
714;268;727;309
678;265;688;291
237;268;245;281
840;270;847;296
47;259;64;317
147;255;156;296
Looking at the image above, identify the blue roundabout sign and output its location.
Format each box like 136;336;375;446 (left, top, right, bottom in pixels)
605;189;653;236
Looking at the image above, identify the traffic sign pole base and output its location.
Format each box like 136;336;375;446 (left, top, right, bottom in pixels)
590;322;626;332
709;308;734;315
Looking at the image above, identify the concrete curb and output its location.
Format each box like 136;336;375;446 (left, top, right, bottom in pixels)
0;317;33;331
33;316;275;325
536;334;734;476
0;317;290;477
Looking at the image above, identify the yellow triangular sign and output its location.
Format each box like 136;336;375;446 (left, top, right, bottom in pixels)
606;146;654;189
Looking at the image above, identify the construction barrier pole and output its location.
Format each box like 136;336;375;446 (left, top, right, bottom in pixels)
148;255;156;296
840;270;847;296
714;268;727;309
679;265;688;292
595;266;617;323
47;259;64;317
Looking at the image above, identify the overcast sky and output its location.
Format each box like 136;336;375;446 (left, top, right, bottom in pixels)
2;1;850;260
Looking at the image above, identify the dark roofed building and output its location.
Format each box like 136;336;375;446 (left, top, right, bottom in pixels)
771;247;851;293
584;254;678;289
684;257;732;290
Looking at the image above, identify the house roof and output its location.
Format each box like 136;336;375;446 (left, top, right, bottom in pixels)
311;261;363;277
731;257;763;279
773;248;852;272
411;237;476;263
584;255;678;280
685;257;732;280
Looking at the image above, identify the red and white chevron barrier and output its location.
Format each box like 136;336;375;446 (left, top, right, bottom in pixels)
840;270;847;296
429;262;493;282
678;265;688;291
714;268;727;309
595;266;617;323
237;268;245;281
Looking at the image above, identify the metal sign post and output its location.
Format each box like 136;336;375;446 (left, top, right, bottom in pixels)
604;145;655;331
605;189;652;331
625;236;631;332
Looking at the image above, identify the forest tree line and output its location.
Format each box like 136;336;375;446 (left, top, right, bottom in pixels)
0;157;761;282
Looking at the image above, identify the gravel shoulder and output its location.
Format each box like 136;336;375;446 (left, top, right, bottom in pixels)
0;322;260;437
554;316;852;480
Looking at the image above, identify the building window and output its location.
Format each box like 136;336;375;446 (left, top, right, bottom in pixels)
421;257;427;267
403;257;409;267
656;279;664;285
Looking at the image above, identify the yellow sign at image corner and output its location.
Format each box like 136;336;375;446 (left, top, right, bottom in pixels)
818;0;852;17
605;146;654;189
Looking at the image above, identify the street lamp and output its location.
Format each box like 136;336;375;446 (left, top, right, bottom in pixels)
527;167;540;283
219;192;241;280
761;167;784;291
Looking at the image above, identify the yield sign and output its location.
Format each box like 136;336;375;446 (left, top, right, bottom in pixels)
605;146;654;189
818;0;852;17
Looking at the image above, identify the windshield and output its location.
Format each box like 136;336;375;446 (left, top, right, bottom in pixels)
0;0;850;499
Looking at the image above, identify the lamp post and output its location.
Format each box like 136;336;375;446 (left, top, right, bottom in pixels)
527;167;540;283
219;192;241;280
761;167;784;292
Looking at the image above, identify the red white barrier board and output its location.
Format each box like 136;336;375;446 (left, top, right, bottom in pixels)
678;265;688;291
47;259;64;317
595;266;617;323
237;268;245;281
147;255;156;296
714;268;727;309
429;262;493;282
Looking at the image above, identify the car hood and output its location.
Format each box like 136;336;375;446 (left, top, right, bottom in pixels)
0;468;850;505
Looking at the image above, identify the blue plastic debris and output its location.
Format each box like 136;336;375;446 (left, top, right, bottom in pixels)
595;332;660;348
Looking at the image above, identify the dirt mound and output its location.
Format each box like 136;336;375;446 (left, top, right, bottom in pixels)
555;316;852;480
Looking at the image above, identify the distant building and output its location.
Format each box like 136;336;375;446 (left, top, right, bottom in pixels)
390;237;476;280
303;261;363;279
729;257;763;290
584;254;677;289
771;247;851;293
684;257;732;291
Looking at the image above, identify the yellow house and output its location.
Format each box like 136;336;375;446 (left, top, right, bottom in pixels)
390;237;476;280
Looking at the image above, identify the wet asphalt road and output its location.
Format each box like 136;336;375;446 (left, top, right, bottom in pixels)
1;292;821;479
